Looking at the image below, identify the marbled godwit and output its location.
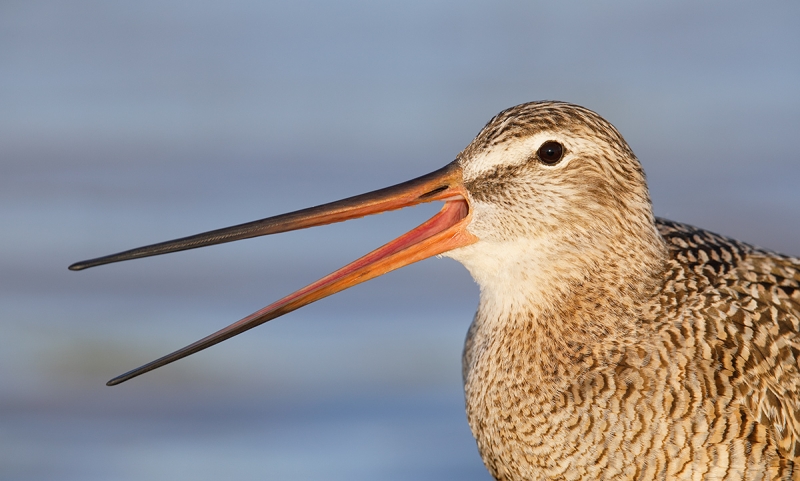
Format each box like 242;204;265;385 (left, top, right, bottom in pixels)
71;102;800;480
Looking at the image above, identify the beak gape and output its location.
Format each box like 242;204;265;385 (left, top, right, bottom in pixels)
69;161;475;385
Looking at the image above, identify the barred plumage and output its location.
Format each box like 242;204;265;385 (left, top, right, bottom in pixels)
450;102;800;480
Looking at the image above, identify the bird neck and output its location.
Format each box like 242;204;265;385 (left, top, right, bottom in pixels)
459;216;669;398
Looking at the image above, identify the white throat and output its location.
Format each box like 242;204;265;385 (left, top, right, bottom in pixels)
444;231;591;329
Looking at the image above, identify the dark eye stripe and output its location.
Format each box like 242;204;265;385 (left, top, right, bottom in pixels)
464;163;528;202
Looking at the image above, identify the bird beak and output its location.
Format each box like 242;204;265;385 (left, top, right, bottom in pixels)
69;160;476;386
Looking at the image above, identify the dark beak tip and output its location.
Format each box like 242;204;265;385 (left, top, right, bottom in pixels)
106;373;128;386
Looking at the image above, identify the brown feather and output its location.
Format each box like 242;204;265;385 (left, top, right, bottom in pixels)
455;102;799;480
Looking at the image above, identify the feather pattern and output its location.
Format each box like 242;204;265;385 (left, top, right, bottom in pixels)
448;102;799;480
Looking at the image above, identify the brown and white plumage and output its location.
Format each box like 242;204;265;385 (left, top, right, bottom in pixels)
72;101;800;480
448;102;800;480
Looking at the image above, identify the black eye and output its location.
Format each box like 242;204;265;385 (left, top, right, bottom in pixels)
537;141;564;165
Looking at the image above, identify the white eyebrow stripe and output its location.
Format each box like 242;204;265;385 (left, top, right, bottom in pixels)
461;132;597;182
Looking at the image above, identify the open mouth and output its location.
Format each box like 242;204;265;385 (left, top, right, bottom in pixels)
70;161;476;385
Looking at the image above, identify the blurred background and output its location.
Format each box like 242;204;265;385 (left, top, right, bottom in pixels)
1;1;798;480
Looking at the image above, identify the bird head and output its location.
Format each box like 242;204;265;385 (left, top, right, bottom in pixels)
446;102;663;317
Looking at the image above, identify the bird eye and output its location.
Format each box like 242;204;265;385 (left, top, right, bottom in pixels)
537;141;564;165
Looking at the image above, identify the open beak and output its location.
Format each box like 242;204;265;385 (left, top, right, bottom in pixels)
69;160;476;386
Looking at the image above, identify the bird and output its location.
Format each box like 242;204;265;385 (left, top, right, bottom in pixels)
70;101;800;480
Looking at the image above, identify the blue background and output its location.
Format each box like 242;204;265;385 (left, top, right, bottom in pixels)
2;2;799;480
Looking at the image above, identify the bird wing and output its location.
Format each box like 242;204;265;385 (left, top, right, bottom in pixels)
727;251;800;459
656;218;800;460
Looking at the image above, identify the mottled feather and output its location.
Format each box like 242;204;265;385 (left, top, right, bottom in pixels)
448;102;800;480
